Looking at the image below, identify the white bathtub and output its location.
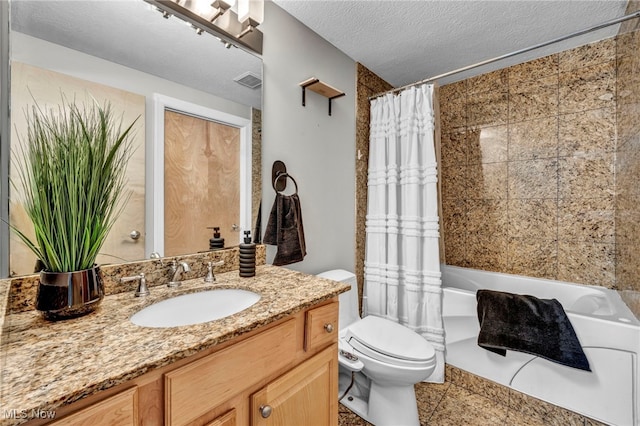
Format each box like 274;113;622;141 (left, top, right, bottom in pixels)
442;265;640;426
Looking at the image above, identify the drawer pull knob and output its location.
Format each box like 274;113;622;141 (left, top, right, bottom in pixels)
324;323;334;333
260;405;273;418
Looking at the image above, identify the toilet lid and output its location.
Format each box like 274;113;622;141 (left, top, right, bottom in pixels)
345;315;435;362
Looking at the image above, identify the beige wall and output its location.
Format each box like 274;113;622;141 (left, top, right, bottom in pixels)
440;32;638;292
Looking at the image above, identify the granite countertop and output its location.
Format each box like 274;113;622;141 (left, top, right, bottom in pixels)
0;265;349;425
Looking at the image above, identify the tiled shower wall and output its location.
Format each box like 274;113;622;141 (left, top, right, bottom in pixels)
440;32;635;290
616;2;640;302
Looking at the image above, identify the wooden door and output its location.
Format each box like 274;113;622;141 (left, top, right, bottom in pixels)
250;345;338;426
164;110;240;256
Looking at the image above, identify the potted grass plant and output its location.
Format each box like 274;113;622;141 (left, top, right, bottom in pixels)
11;96;137;320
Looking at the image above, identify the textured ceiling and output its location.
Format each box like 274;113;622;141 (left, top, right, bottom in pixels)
273;0;630;87
11;1;631;101
11;0;263;110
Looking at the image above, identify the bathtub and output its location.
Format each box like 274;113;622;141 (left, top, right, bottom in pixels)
442;265;640;426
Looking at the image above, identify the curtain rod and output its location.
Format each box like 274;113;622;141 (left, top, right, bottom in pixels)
369;11;640;100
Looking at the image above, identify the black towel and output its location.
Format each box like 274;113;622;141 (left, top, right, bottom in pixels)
263;193;306;266
476;289;591;371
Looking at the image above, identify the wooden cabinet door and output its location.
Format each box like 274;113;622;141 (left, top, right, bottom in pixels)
250;344;338;426
49;387;138;426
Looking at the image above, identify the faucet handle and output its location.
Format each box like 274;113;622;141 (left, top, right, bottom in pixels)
204;260;224;283
204;262;215;283
120;273;149;297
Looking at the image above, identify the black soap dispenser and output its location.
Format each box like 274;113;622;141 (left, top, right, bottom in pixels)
208;227;225;250
239;230;256;277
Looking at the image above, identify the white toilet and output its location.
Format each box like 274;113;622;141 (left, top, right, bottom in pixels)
318;269;437;426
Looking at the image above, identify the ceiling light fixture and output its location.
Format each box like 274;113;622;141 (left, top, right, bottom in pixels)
236;0;264;39
144;0;263;55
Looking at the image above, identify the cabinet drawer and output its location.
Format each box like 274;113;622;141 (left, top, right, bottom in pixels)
165;319;297;426
50;387;138;426
205;409;236;426
304;301;338;352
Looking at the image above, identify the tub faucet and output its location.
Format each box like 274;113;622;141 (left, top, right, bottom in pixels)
168;260;191;287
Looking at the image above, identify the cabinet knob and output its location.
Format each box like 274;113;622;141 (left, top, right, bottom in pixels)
259;405;273;418
324;323;334;333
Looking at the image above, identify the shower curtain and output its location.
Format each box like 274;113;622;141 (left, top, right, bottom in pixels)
364;83;444;383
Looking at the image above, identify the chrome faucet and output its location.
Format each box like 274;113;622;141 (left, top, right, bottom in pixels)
168;260;191;287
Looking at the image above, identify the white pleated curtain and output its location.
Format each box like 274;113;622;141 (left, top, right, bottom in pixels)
364;83;444;383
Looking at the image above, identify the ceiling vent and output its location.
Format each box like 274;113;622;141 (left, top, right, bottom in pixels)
234;71;262;89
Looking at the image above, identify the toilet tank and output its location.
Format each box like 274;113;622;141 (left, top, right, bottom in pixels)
317;269;360;330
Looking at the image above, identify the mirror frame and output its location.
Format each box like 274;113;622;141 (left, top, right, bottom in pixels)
1;1;10;278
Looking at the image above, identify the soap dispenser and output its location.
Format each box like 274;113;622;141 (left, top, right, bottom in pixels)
208;227;225;250
239;230;256;277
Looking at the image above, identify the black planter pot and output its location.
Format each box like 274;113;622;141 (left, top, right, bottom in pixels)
36;266;104;320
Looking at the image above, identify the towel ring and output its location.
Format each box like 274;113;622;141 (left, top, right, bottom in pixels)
273;172;298;194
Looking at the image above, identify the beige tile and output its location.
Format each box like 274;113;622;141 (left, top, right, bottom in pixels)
467;125;508;164
559;61;616;114
509;117;558;161
558;154;614;200
443;231;467;267
338;404;372;426
509;75;558;123
467;91;508;128
440;80;466;103
466;162;508;200
441;130;467;167
468;69;508;95
508;159;558;199
616;27;640;58
616;101;640;148
558;107;615;156
442;165;466;200
507;238;558;280
428;384;508;425
559;38;616;72
508;388;585;426
466;234;507;272
441;95;466;131
557;241;615;287
509;54;559;85
442;199;466;236
507;199;557;240
446;368;509;406
558;197;615;243
415;381;450;425
505;410;551;426
466;199;508;238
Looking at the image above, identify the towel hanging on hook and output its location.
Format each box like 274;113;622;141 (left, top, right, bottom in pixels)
264;161;306;266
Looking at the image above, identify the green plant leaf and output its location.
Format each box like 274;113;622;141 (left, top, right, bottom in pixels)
10;95;138;273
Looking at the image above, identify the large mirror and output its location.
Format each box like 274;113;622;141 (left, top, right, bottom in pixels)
5;0;262;277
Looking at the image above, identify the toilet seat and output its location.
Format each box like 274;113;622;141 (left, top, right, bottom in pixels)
345;315;436;368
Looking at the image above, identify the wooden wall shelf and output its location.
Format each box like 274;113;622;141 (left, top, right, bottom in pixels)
299;77;345;116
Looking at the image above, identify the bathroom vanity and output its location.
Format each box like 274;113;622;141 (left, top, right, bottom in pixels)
0;266;348;425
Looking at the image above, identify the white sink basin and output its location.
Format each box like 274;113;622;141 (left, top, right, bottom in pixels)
130;289;261;328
